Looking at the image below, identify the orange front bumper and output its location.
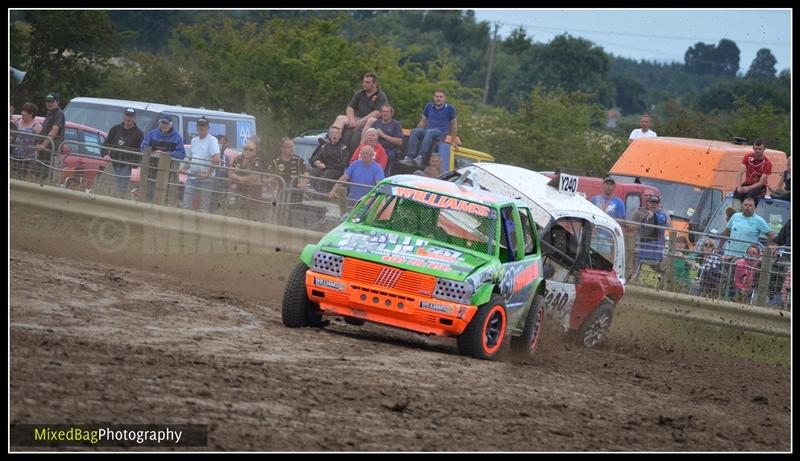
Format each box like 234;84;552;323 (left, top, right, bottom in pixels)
305;270;477;336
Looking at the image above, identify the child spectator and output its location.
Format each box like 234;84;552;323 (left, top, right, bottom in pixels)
670;235;693;293
690;238;723;298
733;244;762;302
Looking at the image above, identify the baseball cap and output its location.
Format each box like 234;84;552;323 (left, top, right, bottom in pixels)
158;113;173;123
647;195;661;203
196;116;209;126
45;92;60;102
603;176;616;184
124;107;136;115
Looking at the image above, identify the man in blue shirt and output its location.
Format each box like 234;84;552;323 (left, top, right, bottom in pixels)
400;89;460;168
328;144;384;202
140;113;185;202
591;176;626;219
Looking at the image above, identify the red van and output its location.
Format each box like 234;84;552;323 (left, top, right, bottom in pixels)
540;172;661;223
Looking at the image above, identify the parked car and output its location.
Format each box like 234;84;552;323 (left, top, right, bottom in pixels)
11;115;108;190
282;174;546;360
540;172;661;223
441;164;626;348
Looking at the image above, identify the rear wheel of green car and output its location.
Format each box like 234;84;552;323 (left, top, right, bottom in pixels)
511;294;546;357
282;262;327;328
457;293;507;360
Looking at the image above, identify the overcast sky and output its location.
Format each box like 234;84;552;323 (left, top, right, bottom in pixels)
470;9;791;74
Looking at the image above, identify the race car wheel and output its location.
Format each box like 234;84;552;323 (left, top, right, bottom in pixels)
577;302;614;348
511;293;545;357
282;262;326;328
457;293;507;360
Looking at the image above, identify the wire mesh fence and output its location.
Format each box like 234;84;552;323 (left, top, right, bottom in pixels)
620;217;790;311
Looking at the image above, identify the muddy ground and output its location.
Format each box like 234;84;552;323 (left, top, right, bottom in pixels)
9;247;790;452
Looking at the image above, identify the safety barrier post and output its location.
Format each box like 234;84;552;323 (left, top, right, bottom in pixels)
755;249;772;306
662;230;677;291
138;147;152;202
154;151;172;206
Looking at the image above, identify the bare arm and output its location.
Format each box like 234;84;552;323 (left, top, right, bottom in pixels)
416;116;427;129
449;118;460;146
328;173;349;199
735;164;745;186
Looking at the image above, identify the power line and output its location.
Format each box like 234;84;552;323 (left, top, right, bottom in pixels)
495;20;789;48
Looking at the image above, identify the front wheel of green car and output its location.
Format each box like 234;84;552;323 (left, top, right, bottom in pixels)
457;293;508;360
511;294;545;357
282;262;327;328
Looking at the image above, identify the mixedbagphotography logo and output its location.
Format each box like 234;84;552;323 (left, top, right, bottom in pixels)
10;424;208;448
88;216;131;253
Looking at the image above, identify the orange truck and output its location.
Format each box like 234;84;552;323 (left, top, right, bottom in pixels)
609;137;788;241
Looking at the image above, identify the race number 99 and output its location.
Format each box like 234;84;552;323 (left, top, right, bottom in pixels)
559;173;579;194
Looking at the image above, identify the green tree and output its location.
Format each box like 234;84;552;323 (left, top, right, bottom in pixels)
10;11;119;109
684;39;739;77
746;48;777;79
527;34;615;107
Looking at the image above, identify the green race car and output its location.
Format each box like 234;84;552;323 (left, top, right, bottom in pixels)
281;174;546;360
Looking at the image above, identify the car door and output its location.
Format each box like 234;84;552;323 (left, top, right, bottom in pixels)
496;206;542;333
540;216;590;331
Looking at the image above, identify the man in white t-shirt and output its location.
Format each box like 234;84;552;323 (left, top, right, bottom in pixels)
628;114;657;144
180;116;220;212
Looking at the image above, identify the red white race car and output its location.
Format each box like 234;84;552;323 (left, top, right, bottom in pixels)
442;164;626;347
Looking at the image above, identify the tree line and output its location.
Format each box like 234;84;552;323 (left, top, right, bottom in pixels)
10;10;790;174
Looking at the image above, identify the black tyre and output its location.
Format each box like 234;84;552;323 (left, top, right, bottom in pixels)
511;293;546;357
577;302;614;348
457;293;508;360
343;316;366;326
281;262;326;328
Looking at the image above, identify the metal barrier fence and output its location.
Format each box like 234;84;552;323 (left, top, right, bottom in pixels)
9;130;373;232
619;218;791;311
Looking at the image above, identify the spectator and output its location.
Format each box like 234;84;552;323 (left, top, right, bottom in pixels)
401;89;460;168
670;235;693;293
690;238;723;298
349;128;388;172
102;107;144;198
229;141;265;219
11;102;42;178
591;176;626;219
140;113;186;202
423;152;444;178
309;126;350;194
769;155;790;201
732;139;772;209
211;134;230;212
179;117;219;212
628;114;657;144
36;92;66;179
733;243;762;302
266;137;309;204
363;104;403;174
328;145;384;202
771;218;790;247
635;194;668;270
721;197;775;258
332;72;388;155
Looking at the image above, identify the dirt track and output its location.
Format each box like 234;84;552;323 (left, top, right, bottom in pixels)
9;247;790;451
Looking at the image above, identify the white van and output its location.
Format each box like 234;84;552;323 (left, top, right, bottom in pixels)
64;97;257;150
441;163;627;347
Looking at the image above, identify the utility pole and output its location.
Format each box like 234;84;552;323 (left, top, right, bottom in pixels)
482;23;499;104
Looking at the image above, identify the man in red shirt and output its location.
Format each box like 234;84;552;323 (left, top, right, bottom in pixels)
733;139;772;210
